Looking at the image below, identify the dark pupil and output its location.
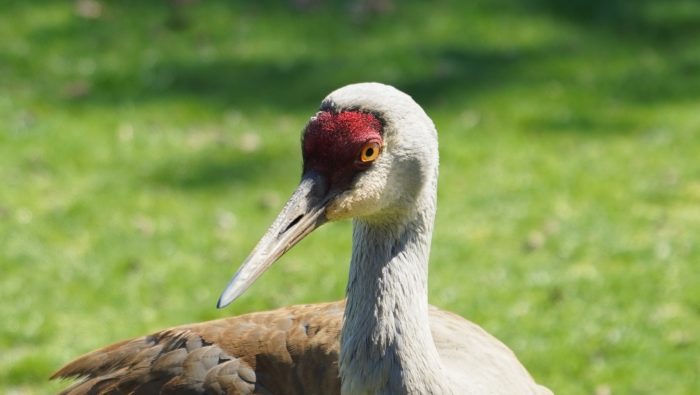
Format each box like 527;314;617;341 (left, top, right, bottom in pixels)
365;147;374;157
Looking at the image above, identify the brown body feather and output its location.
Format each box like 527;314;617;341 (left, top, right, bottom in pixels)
53;301;546;395
53;302;344;395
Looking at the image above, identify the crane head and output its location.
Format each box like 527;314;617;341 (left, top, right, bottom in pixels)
218;82;437;308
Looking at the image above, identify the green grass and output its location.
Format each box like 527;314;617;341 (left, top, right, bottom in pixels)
2;0;699;393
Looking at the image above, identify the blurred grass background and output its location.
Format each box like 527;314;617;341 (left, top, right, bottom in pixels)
1;0;699;393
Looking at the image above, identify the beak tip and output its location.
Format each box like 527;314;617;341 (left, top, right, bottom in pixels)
216;296;227;309
215;174;330;310
216;287;237;309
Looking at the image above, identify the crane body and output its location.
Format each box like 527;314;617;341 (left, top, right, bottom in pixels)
54;83;552;395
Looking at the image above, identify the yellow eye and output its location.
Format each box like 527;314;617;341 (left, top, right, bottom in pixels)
359;141;381;163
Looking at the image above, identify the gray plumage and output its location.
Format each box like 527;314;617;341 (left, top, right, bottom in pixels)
53;83;553;395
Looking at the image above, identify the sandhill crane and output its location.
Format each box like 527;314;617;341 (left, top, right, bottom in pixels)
53;83;553;394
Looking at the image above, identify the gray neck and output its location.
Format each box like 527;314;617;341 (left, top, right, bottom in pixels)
339;181;452;394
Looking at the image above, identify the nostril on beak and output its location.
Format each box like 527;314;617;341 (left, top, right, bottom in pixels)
280;214;304;236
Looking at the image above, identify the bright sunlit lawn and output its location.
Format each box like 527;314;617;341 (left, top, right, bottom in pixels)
1;1;699;394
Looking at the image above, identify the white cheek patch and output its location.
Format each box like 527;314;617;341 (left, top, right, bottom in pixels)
325;173;387;221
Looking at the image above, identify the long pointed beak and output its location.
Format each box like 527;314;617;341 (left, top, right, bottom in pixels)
217;172;330;308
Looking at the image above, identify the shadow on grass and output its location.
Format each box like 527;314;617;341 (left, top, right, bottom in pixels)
8;0;700;153
6;1;554;110
148;148;299;190
523;113;640;135
82;45;545;111
523;0;700;43
84;57;347;111
397;46;531;107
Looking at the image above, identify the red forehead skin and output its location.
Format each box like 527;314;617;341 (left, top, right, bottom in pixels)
302;111;383;182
